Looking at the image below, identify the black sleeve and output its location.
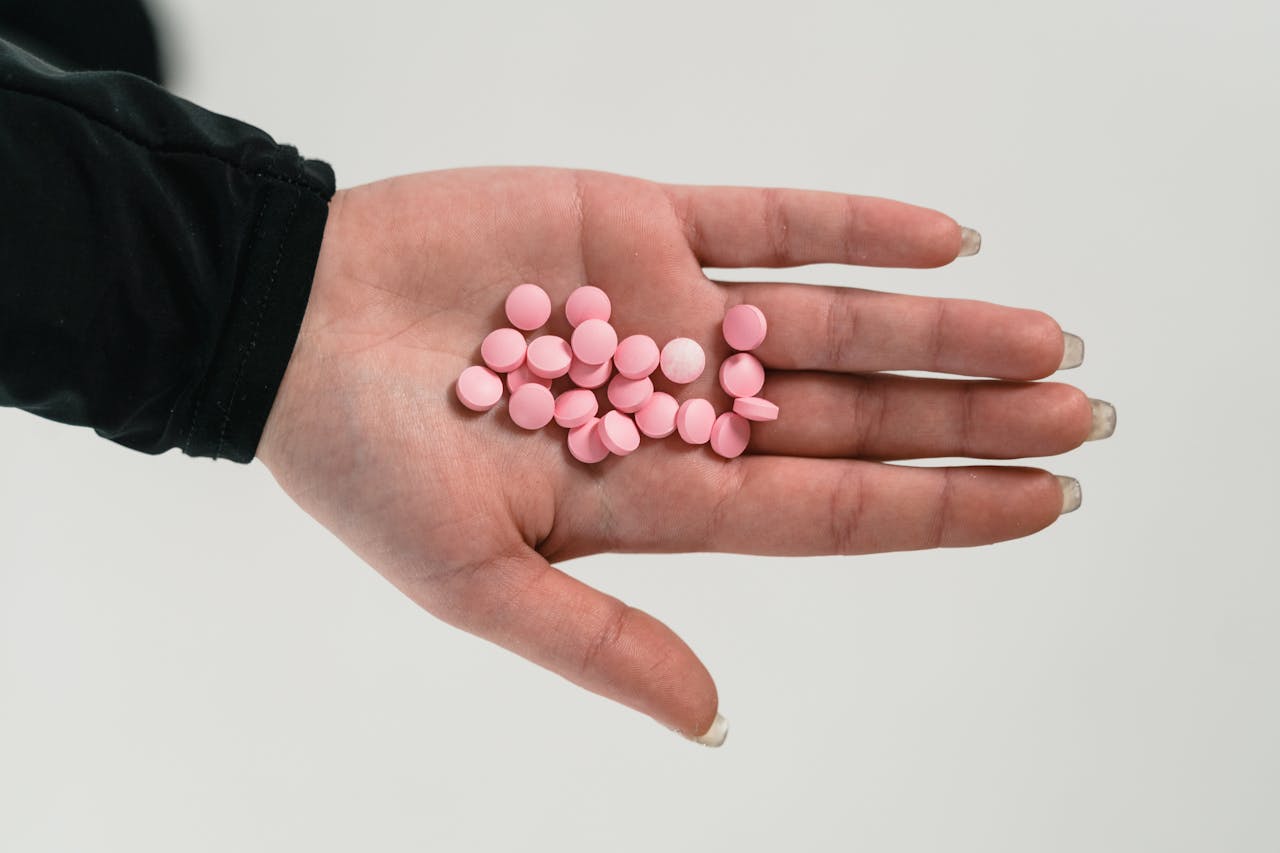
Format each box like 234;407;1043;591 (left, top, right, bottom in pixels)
0;38;334;462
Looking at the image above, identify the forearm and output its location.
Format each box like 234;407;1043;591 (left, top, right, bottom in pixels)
0;38;334;461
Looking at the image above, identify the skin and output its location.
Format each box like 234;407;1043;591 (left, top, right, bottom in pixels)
256;167;1095;740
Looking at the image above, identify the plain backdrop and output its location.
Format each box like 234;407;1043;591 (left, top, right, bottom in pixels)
2;1;1277;850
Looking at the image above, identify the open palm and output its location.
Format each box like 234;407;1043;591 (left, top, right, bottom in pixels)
257;167;1105;744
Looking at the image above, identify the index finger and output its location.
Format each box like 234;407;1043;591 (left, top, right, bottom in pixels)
662;184;977;269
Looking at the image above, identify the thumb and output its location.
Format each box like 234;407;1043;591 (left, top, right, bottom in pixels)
423;549;726;746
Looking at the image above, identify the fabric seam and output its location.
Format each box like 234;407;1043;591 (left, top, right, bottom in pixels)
214;191;301;459
182;188;272;453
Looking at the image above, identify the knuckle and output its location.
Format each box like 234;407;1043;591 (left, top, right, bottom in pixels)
761;187;793;265
823;292;861;369
579;602;633;678
826;465;865;555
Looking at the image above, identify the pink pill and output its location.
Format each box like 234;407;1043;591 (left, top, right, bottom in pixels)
733;396;779;422
635;391;679;438
506;363;552;393
505;283;552;331
722;304;768;351
455;365;503;412
710;412;751;459
554;388;599;428
571;318;618;365
607;374;654;413
675;398;715;445
526;335;572;379
568;356;612;389
565;285;612;327
509;383;555;430
719;352;765;398
480;327;527;373
660;337;706;384
613;334;660;379
598;410;641;456
567;417;610;464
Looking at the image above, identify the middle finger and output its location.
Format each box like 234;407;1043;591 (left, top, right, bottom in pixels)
723;281;1077;380
749;372;1098;460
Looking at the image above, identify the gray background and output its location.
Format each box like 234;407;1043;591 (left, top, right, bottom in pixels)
2;0;1276;850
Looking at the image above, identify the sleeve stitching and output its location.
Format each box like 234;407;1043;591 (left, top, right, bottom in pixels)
181;187;272;454
0;82;331;201
213;190;302;459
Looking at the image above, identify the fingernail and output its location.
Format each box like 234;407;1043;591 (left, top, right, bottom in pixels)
1086;399;1116;441
1056;475;1082;514
958;226;982;257
688;712;729;747
1059;332;1085;370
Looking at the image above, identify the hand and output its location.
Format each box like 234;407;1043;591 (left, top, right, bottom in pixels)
257;167;1105;744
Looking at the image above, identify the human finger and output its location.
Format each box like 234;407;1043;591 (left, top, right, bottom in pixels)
422;549;726;746
590;454;1075;556
722;281;1077;379
663;183;974;268
749;373;1108;460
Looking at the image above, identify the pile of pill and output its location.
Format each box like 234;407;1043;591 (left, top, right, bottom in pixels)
455;283;778;464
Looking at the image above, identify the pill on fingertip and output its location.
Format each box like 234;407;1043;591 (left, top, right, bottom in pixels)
526;335;572;379
456;365;503;412
635;391;679;438
505;283;551;331
613;334;660;379
567;417;610;463
709;412;750;458
719;352;765;398
660;337;706;384
506;363;552;393
480;327;527;373
598;410;641;456
554;388;599;428
722;304;767;351
571;318;618;365
732;396;778;422
568;356;612;389
607;373;654;413
675;398;715;445
565;285;612;327
509;383;555;429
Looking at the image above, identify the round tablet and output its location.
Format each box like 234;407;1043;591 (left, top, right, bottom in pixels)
571;319;618;365
598;411;641;456
509;383;555;430
722;304;767;351
565;285;611;327
635;391;679;439
567;417;610;464
660;337;705;384
710;412;751;459
732;396;779;422
568;356;612;389
456;365;503;412
613;334;660;379
607;374;654;414
526;335;572;379
505;283;551;331
675;398;715;445
554;388;599;428
719;352;765;398
506;363;552;393
480;327;527;373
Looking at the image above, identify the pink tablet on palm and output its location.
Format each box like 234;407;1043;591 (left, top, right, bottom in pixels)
505;283;551;331
660;338;705;384
722;304;767;351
